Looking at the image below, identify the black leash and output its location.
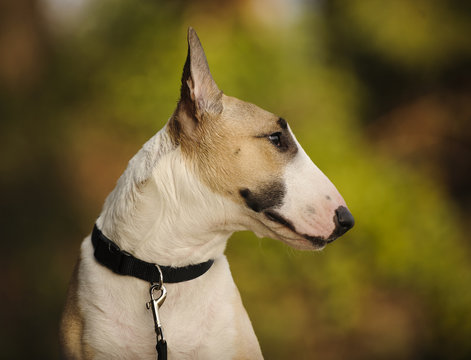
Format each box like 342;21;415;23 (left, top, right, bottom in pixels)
91;224;214;359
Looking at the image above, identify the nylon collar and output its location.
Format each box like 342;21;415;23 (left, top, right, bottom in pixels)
91;224;214;284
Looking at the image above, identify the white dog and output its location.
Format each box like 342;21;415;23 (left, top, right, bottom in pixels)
60;27;354;360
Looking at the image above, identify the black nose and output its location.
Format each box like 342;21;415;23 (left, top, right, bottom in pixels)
334;206;355;236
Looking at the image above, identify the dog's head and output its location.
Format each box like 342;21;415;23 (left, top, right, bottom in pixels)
168;28;354;250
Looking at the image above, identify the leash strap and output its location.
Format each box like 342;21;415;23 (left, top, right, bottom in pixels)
91;224;214;283
157;339;167;360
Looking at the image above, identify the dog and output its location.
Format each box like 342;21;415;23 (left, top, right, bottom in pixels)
60;27;354;360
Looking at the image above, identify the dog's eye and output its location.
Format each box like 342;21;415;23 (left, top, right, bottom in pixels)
268;132;282;148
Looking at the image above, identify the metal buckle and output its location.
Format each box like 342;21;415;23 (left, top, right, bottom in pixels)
154;264;164;289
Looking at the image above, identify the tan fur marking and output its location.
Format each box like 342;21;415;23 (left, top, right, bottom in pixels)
60;258;85;360
81;343;95;360
173;94;293;204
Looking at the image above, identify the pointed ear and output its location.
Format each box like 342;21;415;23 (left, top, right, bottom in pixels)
176;27;222;136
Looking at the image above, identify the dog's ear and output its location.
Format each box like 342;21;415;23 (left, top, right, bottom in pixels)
175;27;222;136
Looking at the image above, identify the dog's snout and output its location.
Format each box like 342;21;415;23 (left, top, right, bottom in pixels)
334;206;354;235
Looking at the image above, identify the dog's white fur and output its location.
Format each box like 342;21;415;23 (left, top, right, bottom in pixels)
60;28;352;359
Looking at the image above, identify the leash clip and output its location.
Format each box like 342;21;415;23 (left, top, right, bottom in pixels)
146;283;167;338
146;265;168;359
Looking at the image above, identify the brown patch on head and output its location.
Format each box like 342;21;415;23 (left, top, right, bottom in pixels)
177;95;297;207
168;28;298;208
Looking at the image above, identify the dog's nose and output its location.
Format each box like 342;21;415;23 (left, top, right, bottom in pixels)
334;206;354;236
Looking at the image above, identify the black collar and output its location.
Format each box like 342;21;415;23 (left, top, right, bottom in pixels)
91;224;214;284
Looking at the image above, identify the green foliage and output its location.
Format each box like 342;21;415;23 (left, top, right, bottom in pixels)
335;0;471;69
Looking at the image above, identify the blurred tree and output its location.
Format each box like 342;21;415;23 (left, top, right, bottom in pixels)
0;0;49;93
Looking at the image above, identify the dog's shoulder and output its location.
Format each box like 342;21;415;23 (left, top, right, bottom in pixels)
59;256;94;360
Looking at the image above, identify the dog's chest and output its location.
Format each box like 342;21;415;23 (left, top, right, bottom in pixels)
78;240;242;359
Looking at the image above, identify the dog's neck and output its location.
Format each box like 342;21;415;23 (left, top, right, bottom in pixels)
96;126;236;267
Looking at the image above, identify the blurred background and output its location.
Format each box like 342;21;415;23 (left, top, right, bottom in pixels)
1;0;471;358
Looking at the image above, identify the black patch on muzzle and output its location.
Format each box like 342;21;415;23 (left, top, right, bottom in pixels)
239;181;285;213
